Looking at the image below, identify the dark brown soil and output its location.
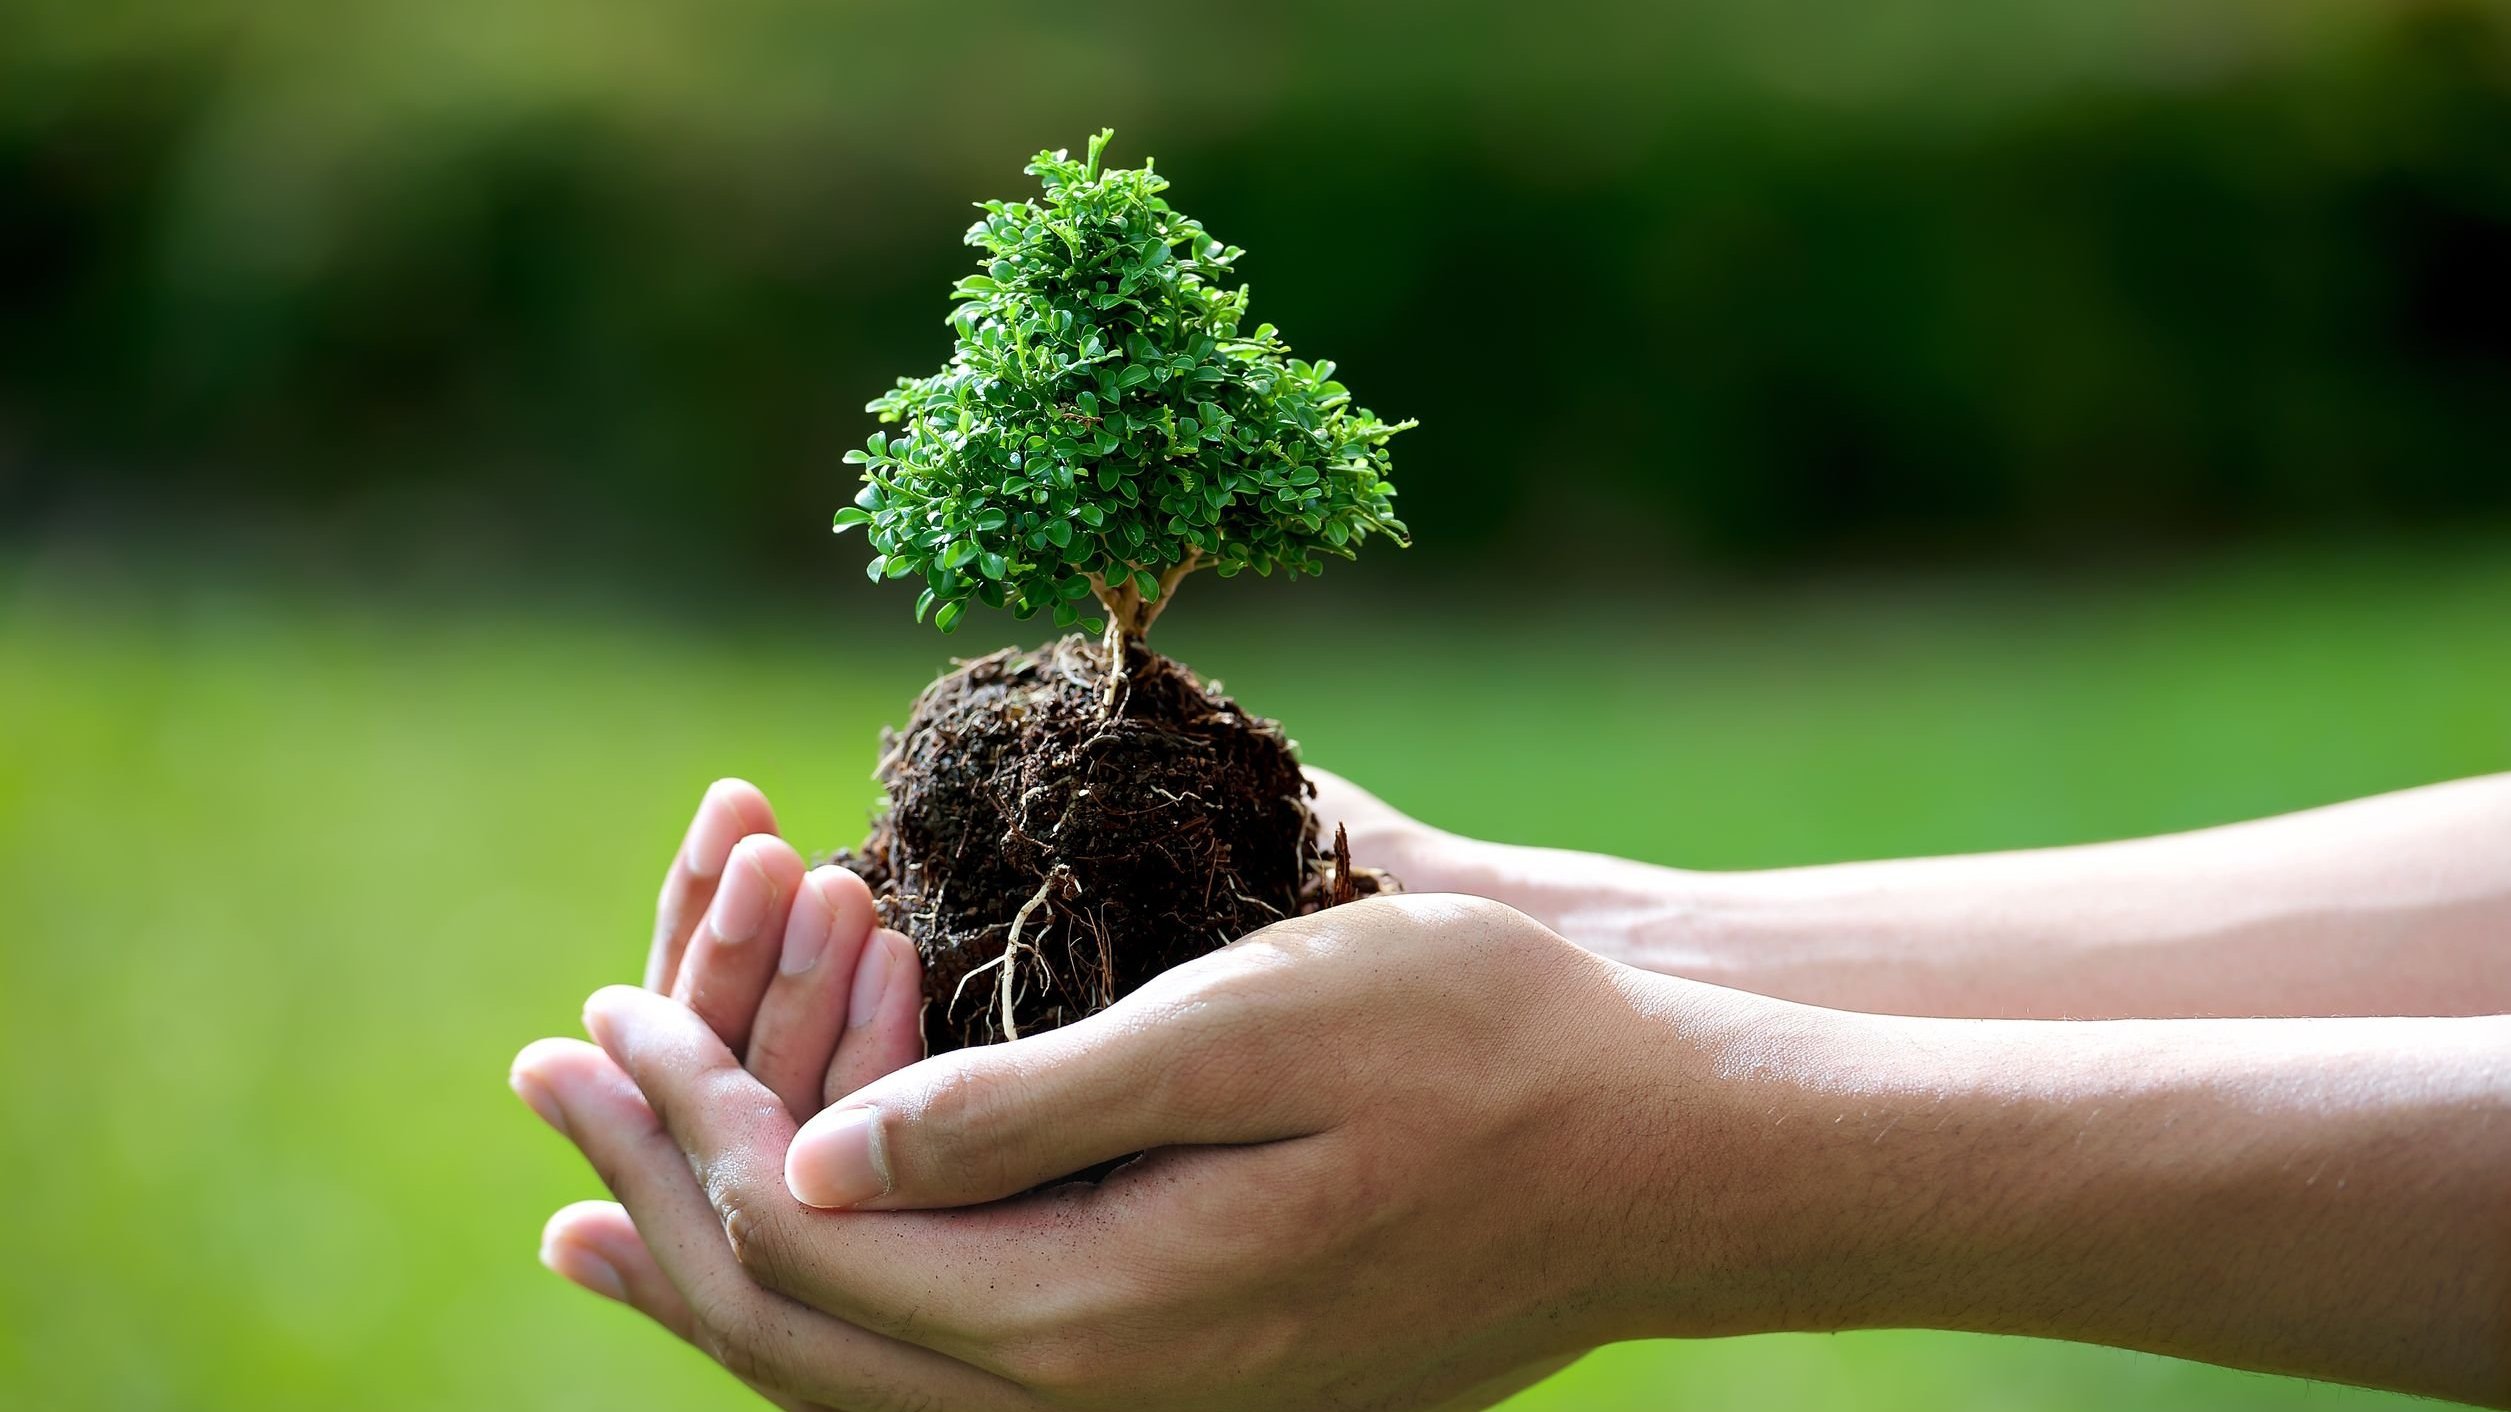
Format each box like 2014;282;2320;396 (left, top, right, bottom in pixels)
829;634;1389;1056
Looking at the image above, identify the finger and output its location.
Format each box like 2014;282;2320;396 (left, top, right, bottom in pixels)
747;867;880;1122
541;1201;829;1412
823;929;926;1108
577;986;1116;1355
541;1199;698;1338
650;779;780;992
673;834;807;1053
785;950;1338;1211
511;1037;1029;1412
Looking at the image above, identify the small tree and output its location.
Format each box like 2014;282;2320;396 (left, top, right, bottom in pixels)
837;129;1411;657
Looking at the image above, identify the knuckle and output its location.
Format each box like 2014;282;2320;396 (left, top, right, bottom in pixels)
1101;966;1319;1129
693;1064;759;1110
686;1269;767;1366
708;1173;801;1289
584;1146;634;1200
904;1061;1022;1185
1140;1013;1258;1116
744;1025;800;1080
695;1309;784;1389
581;1122;672;1205
686;1284;805;1393
1144;950;1291;1034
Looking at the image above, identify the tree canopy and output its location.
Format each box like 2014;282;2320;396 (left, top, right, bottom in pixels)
839;129;1411;639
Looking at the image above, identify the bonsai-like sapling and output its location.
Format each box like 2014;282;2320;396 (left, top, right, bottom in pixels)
829;130;1412;1053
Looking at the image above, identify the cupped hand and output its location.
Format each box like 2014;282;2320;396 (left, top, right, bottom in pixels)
521;779;933;1410
634;778;926;1116
515;891;1792;1411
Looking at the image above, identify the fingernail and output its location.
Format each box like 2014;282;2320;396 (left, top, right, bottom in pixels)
708;848;775;945
786;1106;890;1208
510;1069;567;1136
540;1237;626;1301
683;787;744;880
780;874;837;976
848;930;903;1027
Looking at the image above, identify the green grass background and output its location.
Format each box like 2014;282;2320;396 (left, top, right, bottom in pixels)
3;541;2503;1410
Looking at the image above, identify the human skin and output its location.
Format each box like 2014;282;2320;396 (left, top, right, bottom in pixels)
514;776;2511;1411
527;779;934;1412
635;779;927;1122
1312;767;2511;1019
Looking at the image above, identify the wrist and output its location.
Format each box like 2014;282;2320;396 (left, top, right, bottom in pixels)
1438;847;1876;997
1685;1007;2511;1358
1561;976;1895;1339
1599;865;2009;1015
1593;987;2040;1340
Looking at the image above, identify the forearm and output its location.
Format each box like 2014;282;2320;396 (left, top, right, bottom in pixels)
1702;1005;2511;1405
1426;773;2511;1018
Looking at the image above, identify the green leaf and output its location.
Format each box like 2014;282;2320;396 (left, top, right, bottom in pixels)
841;131;1410;639
1133;568;1160;601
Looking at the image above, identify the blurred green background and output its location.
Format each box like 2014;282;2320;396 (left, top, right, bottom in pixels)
3;0;2507;1408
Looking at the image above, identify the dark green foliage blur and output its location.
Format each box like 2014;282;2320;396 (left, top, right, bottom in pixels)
3;0;2507;580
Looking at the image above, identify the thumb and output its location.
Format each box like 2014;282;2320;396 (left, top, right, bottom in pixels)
783;984;1328;1209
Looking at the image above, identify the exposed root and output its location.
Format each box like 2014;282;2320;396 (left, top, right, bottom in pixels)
1325;823;1358;909
997;867;1075;1041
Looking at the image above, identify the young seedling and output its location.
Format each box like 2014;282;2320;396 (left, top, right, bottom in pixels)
825;132;1408;1053
838;129;1411;670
